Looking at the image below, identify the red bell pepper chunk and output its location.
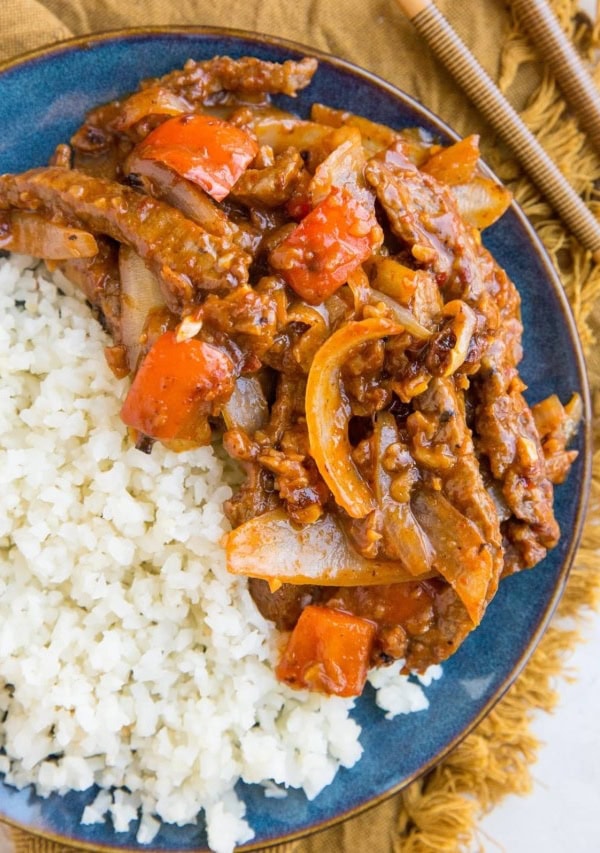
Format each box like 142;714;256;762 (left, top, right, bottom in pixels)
275;605;377;697
120;330;234;441
270;187;382;305
135;114;258;201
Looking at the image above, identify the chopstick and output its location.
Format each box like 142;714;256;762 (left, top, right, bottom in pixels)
512;0;600;156
393;0;600;262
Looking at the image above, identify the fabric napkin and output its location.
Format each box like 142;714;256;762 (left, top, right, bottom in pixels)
0;1;599;851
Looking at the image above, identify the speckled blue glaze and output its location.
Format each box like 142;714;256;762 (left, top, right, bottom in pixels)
0;28;591;853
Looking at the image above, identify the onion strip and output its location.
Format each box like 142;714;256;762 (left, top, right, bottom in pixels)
450;177;512;231
112;87;190;131
225;508;434;586
126;155;235;239
373;412;435;576
412;487;493;625
119;245;165;371
0;211;98;259
306;317;403;518
369;291;432;338
222;376;269;434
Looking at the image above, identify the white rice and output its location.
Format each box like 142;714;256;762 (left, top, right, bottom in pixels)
0;255;442;852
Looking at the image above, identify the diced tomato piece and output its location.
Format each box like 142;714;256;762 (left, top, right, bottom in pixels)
120;330;234;441
270;187;382;304
275;605;377;697
135;114;258;201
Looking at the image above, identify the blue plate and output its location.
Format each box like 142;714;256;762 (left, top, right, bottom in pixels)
0;27;592;852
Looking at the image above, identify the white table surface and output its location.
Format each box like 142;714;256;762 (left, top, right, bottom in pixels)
478;609;600;851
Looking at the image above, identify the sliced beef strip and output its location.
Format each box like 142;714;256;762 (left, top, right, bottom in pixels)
366;143;502;321
472;256;560;560
69;57;317;179
0;167;250;311
410;375;504;597
248;579;328;631
145;55;318;103
326;579;474;673
400;581;475;672
230;149;305;208
365;145;457;283
473;352;560;555
222;427;281;529
366;141;558;571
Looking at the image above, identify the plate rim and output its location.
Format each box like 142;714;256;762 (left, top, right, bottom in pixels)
0;23;593;853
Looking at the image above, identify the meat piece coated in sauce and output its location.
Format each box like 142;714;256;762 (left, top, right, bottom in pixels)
366;142;561;572
0;167;250;310
0;55;580;693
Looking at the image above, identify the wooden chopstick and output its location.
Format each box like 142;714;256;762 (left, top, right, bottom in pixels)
512;0;600;156
393;0;600;262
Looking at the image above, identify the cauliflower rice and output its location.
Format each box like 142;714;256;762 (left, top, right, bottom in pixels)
0;255;441;852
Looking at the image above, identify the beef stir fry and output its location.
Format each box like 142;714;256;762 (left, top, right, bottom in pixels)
0;55;581;697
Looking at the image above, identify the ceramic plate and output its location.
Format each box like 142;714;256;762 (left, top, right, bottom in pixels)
0;27;592;852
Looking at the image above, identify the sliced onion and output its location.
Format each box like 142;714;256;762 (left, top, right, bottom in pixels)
347;266;431;337
0;211;98;259
310;103;401;156
563;393;583;441
222;376;269;434
225;508;434;586
372;411;398;503
119;244;165;370
308;127;366;206
369;291;433;339
250;115;331;155
347;266;372;314
369;256;418;303
438;299;477;376
531;392;582;444
373;412;435;576
451;177;512;231
126;155;235;239
112;87;190;131
531;393;566;439
363;256;434;338
421;135;480;185
412;487;493;624
379;500;436;576
287;300;330;329
306;317;404;518
287;301;330;374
